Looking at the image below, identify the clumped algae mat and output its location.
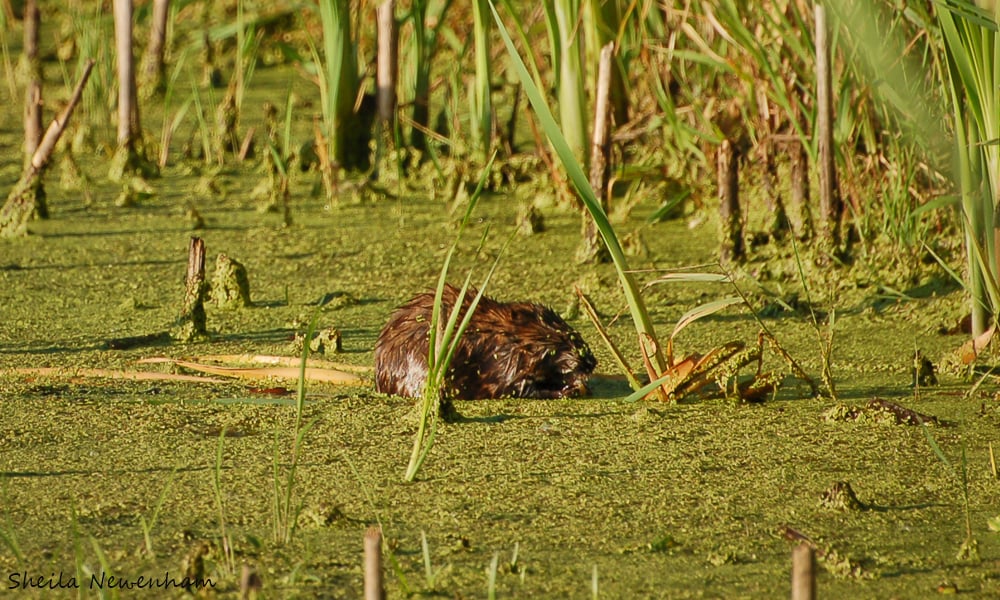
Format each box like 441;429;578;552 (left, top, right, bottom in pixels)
2;174;1000;598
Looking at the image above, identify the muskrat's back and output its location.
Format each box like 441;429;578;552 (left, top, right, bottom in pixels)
374;284;596;399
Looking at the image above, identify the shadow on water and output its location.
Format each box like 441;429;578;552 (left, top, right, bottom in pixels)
1;460;339;480
1;257;184;271
0;341;106;355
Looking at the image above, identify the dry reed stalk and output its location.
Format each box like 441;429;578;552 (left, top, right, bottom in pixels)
140;0;170;96
22;0;46;218
23;0;41;160
363;526;384;600
578;42;614;264
814;5;842;254
791;543;816;600
376;0;397;125
114;0;140;146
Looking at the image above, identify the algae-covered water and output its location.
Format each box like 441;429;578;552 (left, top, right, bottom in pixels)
2;32;1000;598
3;171;1000;598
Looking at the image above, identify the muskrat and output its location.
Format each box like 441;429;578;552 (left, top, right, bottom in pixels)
374;284;597;399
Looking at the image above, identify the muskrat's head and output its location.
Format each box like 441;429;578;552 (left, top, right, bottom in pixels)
522;305;597;398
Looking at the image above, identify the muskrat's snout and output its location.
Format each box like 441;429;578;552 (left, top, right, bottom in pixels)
563;375;591;398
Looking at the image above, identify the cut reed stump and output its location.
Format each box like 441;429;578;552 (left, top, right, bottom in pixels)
239;563;262;599
717;139;744;263
363;525;384;600
814;5;842;257
791;543;816;600
0;59;94;239
577;42;614;264
172;237;209;341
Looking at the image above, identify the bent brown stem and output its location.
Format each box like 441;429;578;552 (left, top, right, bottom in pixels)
1;59;95;238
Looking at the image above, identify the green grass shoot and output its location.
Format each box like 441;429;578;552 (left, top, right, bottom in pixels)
273;310;322;544
212;427;235;575
920;422;979;561
404;151;502;481
490;0;667;384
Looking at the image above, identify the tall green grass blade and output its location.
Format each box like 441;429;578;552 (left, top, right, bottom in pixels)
89;537;118;600
140;465;178;556
273;310;322;543
188;81;214;164
550;0;588;162
0;479;23;563
490;0;666;375
922;241;968;291
317;0;358;167
471;0;493;158
421;531;435;586
212;427;234;573
622;371;677;403
497;0;548;92
845;0;998;333
70;503;84;600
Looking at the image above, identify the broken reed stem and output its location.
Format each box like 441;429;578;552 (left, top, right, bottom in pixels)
30;60;95;173
20;58;94;193
186;237;205;286
313;115;336;198
814;4;841;252
363;525;384;600
173;237;208;341
791;543;816;600
0;59;94;238
238;128;255;161
376;0;397;125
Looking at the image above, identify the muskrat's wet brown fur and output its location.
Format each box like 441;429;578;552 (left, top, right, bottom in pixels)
374;284;597;399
